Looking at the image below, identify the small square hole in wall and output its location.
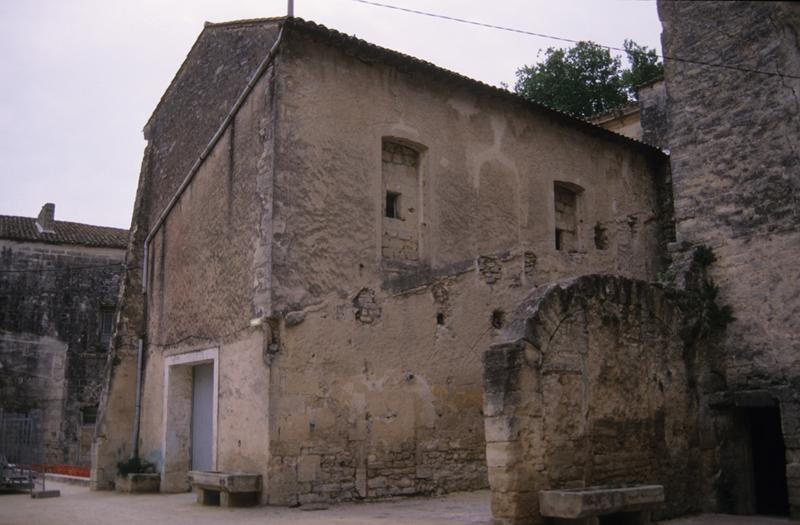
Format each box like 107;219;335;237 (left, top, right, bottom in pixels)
81;405;98;425
386;191;401;219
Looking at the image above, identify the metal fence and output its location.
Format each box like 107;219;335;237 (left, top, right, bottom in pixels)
0;409;44;491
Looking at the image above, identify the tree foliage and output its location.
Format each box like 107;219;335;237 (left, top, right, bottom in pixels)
514;39;664;118
621;40;664;97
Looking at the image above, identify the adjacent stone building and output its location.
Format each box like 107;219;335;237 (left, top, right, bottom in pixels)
92;16;672;505
660;0;800;518
0;203;127;465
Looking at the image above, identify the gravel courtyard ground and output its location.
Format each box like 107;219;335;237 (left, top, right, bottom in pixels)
0;482;793;525
2;482;490;525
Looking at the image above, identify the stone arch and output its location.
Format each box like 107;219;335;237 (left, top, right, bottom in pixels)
483;274;715;524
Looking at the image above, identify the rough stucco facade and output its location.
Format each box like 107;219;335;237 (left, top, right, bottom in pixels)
93;17;672;505
659;1;800;518
0;204;127;465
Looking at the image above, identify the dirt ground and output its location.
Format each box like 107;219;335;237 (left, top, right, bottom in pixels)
0;482;794;525
659;516;794;525
1;482;489;525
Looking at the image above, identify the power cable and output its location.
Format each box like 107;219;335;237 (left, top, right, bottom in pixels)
350;0;800;81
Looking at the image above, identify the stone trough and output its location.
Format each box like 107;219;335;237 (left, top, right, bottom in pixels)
539;484;665;524
188;471;262;508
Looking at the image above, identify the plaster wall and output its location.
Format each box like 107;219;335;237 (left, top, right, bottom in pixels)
135;334;269;497
594;110;644;142
95;20;671;502
261;31;671;503
132;68;276;493
92;20;282;488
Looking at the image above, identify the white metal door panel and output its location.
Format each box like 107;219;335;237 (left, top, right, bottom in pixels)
191;363;214;471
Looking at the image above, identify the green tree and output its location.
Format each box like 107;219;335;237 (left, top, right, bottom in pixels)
621;39;664;98
514;40;663;118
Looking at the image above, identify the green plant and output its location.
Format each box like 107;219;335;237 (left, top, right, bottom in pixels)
698;281;735;332
693;245;717;267
117;456;155;476
657;267;677;286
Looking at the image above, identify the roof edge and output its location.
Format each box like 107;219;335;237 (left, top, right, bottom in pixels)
143;17;287;135
281;18;666;159
0;215;129;249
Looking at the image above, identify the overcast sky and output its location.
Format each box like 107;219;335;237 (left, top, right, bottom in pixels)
0;0;663;229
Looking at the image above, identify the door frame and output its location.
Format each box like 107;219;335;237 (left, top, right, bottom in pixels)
161;347;219;492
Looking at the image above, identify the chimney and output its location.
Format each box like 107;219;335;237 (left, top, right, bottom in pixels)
36;203;55;234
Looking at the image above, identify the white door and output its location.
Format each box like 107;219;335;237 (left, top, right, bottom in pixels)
191;363;214;471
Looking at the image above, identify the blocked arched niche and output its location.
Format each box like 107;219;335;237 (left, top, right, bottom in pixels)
482;274;718;524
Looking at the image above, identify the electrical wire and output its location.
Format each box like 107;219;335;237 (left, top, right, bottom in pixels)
350;0;800;81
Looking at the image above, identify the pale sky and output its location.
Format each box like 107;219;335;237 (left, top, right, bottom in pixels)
0;0;663;229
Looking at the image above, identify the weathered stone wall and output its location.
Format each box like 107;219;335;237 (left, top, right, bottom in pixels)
92;20;283;488
637;80;668;150
143;20;282;226
96;18;672;504
0;240;124;464
659;1;800;517
483;275;720;524
261;28;672;504
92;149;150;488
135;66;276;493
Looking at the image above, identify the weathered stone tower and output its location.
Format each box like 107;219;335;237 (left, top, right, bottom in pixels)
660;1;800;517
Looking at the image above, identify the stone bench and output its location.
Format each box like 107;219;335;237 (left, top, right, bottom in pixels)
188;471;262;507
539;484;665;524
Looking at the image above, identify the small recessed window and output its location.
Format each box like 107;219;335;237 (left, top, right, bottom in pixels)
553;182;582;252
386;191;401;219
100;308;114;344
81;405;98;425
436;313;445;325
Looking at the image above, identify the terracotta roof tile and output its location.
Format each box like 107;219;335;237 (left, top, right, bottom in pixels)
166;17;666;159
281;17;666;157
0;215;128;249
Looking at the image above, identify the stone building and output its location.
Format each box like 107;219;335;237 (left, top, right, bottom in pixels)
659;0;800;518
92;16;672;505
93;2;799;523
0;203;127;465
591;78;668;150
589;101;642;143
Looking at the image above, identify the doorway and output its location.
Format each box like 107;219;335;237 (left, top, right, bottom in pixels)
748;406;790;516
162;348;218;492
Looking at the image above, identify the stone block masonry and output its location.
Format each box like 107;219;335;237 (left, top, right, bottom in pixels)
382;141;421;262
95;16;671;508
483;275;723;524
659;1;800;518
0;240;125;464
